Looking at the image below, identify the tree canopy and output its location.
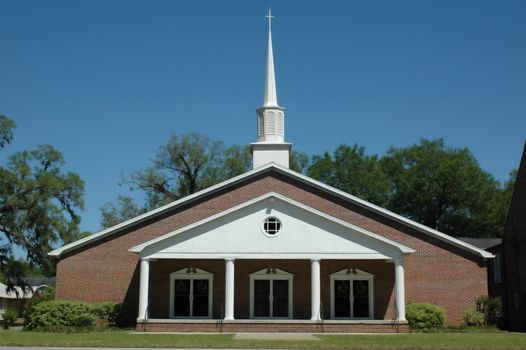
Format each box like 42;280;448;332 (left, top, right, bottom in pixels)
307;139;513;238
102;132;514;238
100;195;146;229
381;139;509;237
0;116;84;287
307;144;391;207
120;133;251;210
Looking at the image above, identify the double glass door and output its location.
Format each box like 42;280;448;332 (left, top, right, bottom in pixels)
253;279;289;318
173;278;210;317
334;279;370;318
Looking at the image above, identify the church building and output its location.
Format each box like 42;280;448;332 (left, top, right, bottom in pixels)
50;12;493;333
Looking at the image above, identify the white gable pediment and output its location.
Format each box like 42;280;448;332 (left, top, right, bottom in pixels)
131;193;413;260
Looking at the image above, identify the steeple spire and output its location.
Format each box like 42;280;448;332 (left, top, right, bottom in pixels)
251;10;291;169
264;9;278;107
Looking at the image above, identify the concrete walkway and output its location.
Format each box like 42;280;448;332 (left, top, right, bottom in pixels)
130;332;320;340
233;332;320;340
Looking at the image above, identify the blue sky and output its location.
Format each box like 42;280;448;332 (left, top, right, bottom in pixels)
1;0;525;234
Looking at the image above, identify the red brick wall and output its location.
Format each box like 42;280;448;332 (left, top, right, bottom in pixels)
56;171;488;325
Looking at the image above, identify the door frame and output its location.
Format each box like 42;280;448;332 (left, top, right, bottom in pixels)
249;268;293;319
330;268;374;320
169;267;213;318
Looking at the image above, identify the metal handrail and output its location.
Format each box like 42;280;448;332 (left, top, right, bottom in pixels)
318;302;325;333
217;302;224;332
142;298;150;332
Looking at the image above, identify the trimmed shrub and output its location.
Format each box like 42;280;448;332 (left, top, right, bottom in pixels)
2;309;18;329
24;301;96;331
23;286;55;322
24;300;122;331
90;302;121;326
463;309;485;327
406;302;445;330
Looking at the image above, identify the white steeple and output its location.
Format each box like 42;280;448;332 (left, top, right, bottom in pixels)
263;10;278;107
251;9;291;169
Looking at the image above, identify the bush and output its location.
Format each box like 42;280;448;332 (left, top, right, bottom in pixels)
2;309;18;329
24;300;122;331
476;295;502;325
90;302;121;326
463;309;485;327
24;286;55;322
24;301;96;331
406;302;445;330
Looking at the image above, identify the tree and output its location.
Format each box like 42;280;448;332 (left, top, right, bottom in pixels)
104;141;253;228
222;145;252;179
108;134;313;228
381;138;505;237
308;144;391;206
100;195;146;229
483;169;517;237
0;116;84;288
123;133;225;208
290;151;310;174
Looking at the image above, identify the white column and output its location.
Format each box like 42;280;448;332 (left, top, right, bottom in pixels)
224;258;235;320
394;257;406;321
138;258;150;320
310;258;321;321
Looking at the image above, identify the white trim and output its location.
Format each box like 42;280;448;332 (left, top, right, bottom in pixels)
169;268;213;319
249;268;293;319
130;192;414;256
261;216;282;238
144;253;393;260
49;163;491;259
330;268;374;320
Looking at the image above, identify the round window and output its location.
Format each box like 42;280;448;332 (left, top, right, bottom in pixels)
262;217;282;237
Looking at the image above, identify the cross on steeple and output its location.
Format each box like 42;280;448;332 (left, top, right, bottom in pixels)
266;8;274;32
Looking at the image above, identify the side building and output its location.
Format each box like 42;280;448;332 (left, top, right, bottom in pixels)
502;141;526;331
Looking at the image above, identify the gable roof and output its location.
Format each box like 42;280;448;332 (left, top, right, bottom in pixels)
49;163;493;259
457;237;502;250
129;192;415;258
0;283;47;299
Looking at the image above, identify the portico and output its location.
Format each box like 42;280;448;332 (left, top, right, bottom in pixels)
131;193;413;331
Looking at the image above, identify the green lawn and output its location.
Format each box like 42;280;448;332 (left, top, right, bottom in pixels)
0;329;525;349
